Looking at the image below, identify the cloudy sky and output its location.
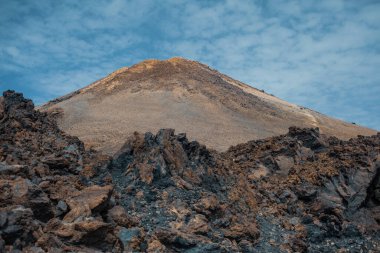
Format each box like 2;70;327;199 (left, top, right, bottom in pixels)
0;0;379;130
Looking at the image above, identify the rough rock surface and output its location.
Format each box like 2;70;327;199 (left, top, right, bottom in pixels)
109;129;258;252
223;127;380;252
0;91;119;252
1;90;380;252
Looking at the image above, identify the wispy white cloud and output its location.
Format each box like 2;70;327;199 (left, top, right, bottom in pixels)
160;0;380;129
0;0;379;129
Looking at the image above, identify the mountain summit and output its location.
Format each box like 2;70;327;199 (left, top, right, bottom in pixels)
40;57;376;154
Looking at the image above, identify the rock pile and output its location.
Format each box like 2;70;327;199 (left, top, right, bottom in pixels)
109;129;258;252
223;127;380;252
0;91;120;252
0;91;379;252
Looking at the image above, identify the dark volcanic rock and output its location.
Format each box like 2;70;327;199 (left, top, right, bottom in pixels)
224;127;380;252
109;129;259;252
0;91;116;252
1;90;379;252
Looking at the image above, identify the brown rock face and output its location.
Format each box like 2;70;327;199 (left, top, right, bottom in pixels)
0;91;118;252
109;128;259;252
1;91;380;252
222;127;380;252
63;185;113;222
39;57;376;155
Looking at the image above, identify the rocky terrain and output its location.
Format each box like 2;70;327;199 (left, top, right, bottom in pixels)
1;91;379;252
40;57;376;154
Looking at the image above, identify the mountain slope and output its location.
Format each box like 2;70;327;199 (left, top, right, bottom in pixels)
40;57;376;154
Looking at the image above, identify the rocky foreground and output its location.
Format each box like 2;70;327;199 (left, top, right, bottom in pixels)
0;90;379;252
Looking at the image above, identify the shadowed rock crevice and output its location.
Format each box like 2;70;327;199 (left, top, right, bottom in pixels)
362;158;380;208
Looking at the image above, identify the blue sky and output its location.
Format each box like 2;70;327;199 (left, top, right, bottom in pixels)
0;0;379;130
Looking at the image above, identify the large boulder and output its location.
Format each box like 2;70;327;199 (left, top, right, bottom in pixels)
63;185;113;222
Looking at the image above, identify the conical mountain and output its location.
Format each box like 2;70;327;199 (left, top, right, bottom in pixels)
40;57;376;154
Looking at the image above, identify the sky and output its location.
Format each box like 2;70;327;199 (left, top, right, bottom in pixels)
0;0;379;130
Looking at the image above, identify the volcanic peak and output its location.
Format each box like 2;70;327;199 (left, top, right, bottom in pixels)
40;57;377;154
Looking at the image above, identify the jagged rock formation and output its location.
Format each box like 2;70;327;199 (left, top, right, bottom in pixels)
108;127;380;252
40;57;376;155
223;127;380;252
0;91;120;252
109;129;258;252
1;91;379;252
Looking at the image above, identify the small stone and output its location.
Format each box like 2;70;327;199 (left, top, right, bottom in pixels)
57;200;67;212
290;217;300;226
118;227;142;251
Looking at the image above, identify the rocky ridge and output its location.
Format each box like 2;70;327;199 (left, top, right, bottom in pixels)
1;91;379;252
0;91;116;252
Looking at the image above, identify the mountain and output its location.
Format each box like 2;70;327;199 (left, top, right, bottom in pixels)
40;57;376;154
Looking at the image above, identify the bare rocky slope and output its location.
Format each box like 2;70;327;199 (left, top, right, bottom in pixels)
40;57;376;155
1;91;379;252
